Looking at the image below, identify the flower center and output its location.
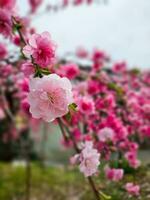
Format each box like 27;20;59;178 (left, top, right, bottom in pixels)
47;93;54;104
85;158;92;168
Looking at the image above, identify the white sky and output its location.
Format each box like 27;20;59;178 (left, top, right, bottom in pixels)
19;0;150;69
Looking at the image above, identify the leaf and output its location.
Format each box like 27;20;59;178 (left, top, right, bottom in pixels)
65;112;71;121
107;82;124;96
99;191;112;200
130;68;140;75
41;68;51;75
69;103;77;112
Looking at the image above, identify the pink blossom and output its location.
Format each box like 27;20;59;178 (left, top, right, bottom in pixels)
87;0;94;4
125;183;140;196
13;35;21;46
21;98;30;114
105;166;124;181
0;43;7;59
28;74;73;122
71;128;82;141
113;61;127;73
0;0;16;10
0;8;12;38
17;78;29;92
77;96;95;115
62;0;69;7
92;49;108;62
23;32;56;68
87;80;100;95
29;0;43;13
58;63;80;80
76;47;88;58
70;154;80;165
21;61;34;78
79;141;100;177
73;0;84;6
125;151;141;169
98;127;115;142
0;64;13;77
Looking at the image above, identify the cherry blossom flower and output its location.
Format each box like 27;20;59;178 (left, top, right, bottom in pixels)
79;141;100;177
29;0;43;13
0;0;16;10
104;166;124;181
21;61;34;78
28;74;73;122
23;32;56;68
98;127;115;142
77;96;95;115
0;8;12;38
125;183;140;196
125;151;141;169
58;63;80;80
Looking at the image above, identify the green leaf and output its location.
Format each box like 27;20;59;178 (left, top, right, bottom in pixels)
99;191;112;200
41;68;51;75
69;103;77;112
130;68;140;75
65;112;71;121
107;82;124;96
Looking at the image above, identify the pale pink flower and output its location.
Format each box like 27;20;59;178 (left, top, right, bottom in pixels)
58;63;80;80
0;8;12;38
62;0;69;7
105;166;124;181
79;141;100;177
125;183;140;196
70;154;80;165
28;74;73;122
0;43;7;59
76;46;88;58
23;32;56;68
21;61;34;78
98;127;115;142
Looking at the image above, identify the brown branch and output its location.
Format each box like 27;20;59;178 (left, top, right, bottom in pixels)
57;118;69;142
58;118;101;200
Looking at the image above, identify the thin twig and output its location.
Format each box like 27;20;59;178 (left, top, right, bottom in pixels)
58;118;100;200
57;118;69;142
1;88;15;123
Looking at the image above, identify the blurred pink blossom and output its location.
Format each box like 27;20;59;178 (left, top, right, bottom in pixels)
125;183;140;196
105;166;124;181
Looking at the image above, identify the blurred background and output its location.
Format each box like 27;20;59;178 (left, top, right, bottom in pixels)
0;0;150;200
19;0;150;69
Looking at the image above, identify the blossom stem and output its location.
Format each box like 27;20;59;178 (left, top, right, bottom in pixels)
58;118;101;200
12;16;27;46
59;119;80;153
57;118;69;142
1;88;15;123
88;176;101;200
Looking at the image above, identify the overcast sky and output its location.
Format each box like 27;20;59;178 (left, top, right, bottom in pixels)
20;0;150;69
